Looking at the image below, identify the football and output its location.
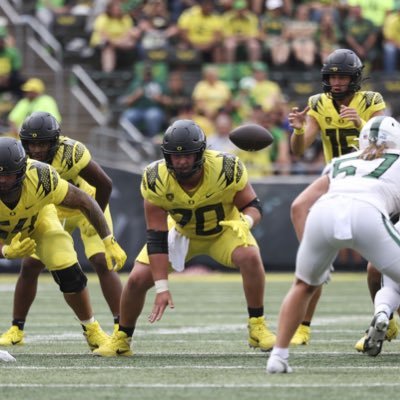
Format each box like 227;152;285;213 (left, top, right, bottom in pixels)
229;124;274;151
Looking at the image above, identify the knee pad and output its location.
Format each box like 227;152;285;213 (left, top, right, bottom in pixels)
51;263;88;293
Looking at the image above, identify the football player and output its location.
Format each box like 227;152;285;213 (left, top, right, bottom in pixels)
0;112;123;347
267;116;400;373
0;137;126;352
288;49;388;347
93;119;275;357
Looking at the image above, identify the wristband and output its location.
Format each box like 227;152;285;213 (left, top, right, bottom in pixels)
154;279;169;293
293;127;305;136
243;214;254;229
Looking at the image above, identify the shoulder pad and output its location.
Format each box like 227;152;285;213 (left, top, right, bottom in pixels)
143;160;164;194
218;153;243;186
309;94;323;111
28;160;58;196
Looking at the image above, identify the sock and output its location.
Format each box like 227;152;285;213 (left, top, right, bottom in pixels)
113;315;120;325
80;316;95;325
248;307;264;318
271;346;289;359
119;325;134;338
301;321;311;327
12;319;25;330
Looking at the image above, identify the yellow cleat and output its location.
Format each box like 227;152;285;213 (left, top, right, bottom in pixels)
290;324;311;346
93;331;133;357
248;316;276;352
82;320;109;351
113;323;119;335
355;334;367;352
0;326;24;346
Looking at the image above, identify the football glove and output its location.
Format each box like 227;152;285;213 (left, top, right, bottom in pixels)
1;232;37;259
81;219;97;237
219;214;252;246
103;235;127;272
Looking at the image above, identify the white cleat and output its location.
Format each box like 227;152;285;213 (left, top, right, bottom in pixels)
266;354;293;374
364;312;389;357
0;350;16;362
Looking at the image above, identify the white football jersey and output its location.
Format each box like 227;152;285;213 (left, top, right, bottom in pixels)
319;149;400;217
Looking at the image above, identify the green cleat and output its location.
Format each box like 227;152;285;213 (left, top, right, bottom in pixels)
0;326;24;346
82;320;109;351
93;331;133;357
248;316;276;352
290;324;311;346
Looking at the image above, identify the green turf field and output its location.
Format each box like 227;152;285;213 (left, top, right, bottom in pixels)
0;272;398;400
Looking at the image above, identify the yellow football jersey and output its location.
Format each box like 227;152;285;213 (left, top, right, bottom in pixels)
141;150;247;240
307;91;386;162
52;136;94;218
0;159;68;244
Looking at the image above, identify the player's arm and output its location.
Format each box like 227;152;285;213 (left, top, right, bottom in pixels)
291;175;330;241
79;159;112;211
289;106;320;156
234;182;263;227
144;198;174;323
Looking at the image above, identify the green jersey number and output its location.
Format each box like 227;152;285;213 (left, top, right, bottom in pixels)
332;154;400;178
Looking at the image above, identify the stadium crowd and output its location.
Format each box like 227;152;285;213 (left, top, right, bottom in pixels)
1;0;400;176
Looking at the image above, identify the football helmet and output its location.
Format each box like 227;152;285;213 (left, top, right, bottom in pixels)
361;116;400;150
321;49;364;100
19;111;61;163
0;137;27;194
161;119;207;179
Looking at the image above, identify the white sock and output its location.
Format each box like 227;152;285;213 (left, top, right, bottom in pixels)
271;347;289;359
80;316;95;325
375;287;400;316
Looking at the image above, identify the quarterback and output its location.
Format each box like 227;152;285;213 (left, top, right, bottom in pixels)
0;137;126;353
0;112;123;346
288;49;387;346
94;119;275;357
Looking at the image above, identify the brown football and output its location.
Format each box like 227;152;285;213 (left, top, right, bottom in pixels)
229;124;274;151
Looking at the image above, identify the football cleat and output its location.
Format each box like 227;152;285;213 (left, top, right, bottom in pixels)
355;315;399;352
93;331;133;357
248;316;276;352
81;320;109;351
290;324;311;346
0;326;24;346
0;350;16;362
266;354;293;374
363;312;389;357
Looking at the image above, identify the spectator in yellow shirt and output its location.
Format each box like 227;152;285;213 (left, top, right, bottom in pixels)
177;0;223;62
383;8;400;73
222;0;261;63
8;78;61;137
192;65;232;119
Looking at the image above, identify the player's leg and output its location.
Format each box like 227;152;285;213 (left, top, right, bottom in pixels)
33;207;108;351
0;257;45;346
79;209;123;330
93;247;155;357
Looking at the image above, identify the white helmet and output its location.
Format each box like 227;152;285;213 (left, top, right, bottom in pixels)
359;116;400;150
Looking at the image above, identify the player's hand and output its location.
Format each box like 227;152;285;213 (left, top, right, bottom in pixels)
339;105;362;127
219;214;252;246
288;106;310;129
1;232;36;259
148;291;174;323
103;235;127;271
81;219;97;237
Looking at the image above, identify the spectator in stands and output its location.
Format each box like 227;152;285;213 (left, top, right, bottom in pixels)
347;0;394;29
160;71;192;124
90;0;139;72
249;61;284;113
207;111;239;154
0;26;24;98
314;9;342;64
119;64;166;139
232;76;256;124
284;3;318;69
36;0;71;31
192;65;232;120
177;0;223;63
137;0;179;60
382;7;400;74
8;78;61;138
174;102;215;137
343;5;379;72
259;0;290;69
221;0;261;63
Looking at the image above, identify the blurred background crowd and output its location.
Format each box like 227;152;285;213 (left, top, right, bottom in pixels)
1;0;400;177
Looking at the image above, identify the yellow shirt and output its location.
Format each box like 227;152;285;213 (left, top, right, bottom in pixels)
192;80;231;116
222;10;259;38
90;13;133;47
177;5;222;46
